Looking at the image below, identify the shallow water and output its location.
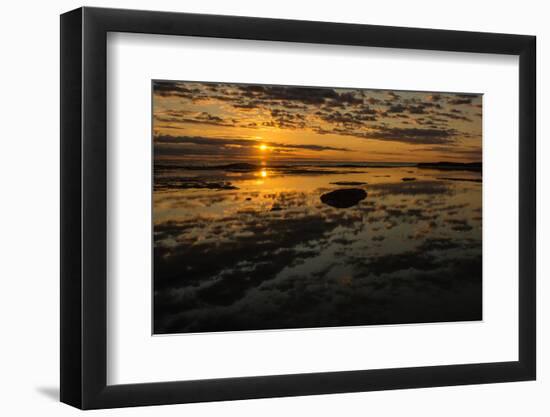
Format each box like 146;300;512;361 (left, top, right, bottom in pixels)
153;165;482;334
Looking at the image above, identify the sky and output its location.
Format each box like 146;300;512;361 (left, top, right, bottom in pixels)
153;81;482;164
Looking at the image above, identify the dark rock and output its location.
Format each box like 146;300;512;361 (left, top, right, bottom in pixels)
401;177;416;182
179;180;239;190
320;188;367;208
437;177;482;183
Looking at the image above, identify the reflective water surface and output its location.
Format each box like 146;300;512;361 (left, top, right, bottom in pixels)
153;164;482;334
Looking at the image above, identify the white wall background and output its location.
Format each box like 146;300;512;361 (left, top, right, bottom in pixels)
0;0;545;415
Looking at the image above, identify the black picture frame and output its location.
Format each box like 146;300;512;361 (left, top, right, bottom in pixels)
60;6;536;409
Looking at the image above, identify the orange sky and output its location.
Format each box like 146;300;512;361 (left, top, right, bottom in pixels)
153;81;482;164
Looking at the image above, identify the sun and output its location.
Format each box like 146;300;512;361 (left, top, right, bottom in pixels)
259;143;268;152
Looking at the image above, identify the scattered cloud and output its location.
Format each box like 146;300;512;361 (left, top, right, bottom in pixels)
154;135;351;159
153;81;482;161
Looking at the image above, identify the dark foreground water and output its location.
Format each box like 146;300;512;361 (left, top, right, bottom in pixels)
153;163;482;334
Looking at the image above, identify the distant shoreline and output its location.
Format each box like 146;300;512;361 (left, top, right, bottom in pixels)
417;162;482;171
155;161;482;172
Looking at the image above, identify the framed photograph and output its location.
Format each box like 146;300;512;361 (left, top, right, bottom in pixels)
60;7;536;409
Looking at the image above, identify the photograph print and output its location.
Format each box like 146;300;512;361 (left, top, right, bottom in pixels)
152;80;482;335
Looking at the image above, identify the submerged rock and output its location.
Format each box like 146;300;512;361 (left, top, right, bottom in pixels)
320;188;367;208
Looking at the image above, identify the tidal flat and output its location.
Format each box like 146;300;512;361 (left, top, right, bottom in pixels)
153;163;482;334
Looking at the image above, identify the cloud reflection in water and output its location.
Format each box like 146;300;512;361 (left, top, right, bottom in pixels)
153;166;482;334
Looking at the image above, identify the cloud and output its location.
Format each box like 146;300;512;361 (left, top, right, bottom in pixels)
155;110;235;127
369;180;454;196
432;111;472;122
447;97;472;105
409;146;482;160
445;218;473;231
236;84;340;105
367;126;459;144
154;135;351;156
427;94;442;102
317;109;377;125
153;81;483;155
387;91;401;100
407;105;427;114
153;81;197;97
366;96;381;105
387;104;406;113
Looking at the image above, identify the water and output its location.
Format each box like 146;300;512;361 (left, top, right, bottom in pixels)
153;163;482;334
